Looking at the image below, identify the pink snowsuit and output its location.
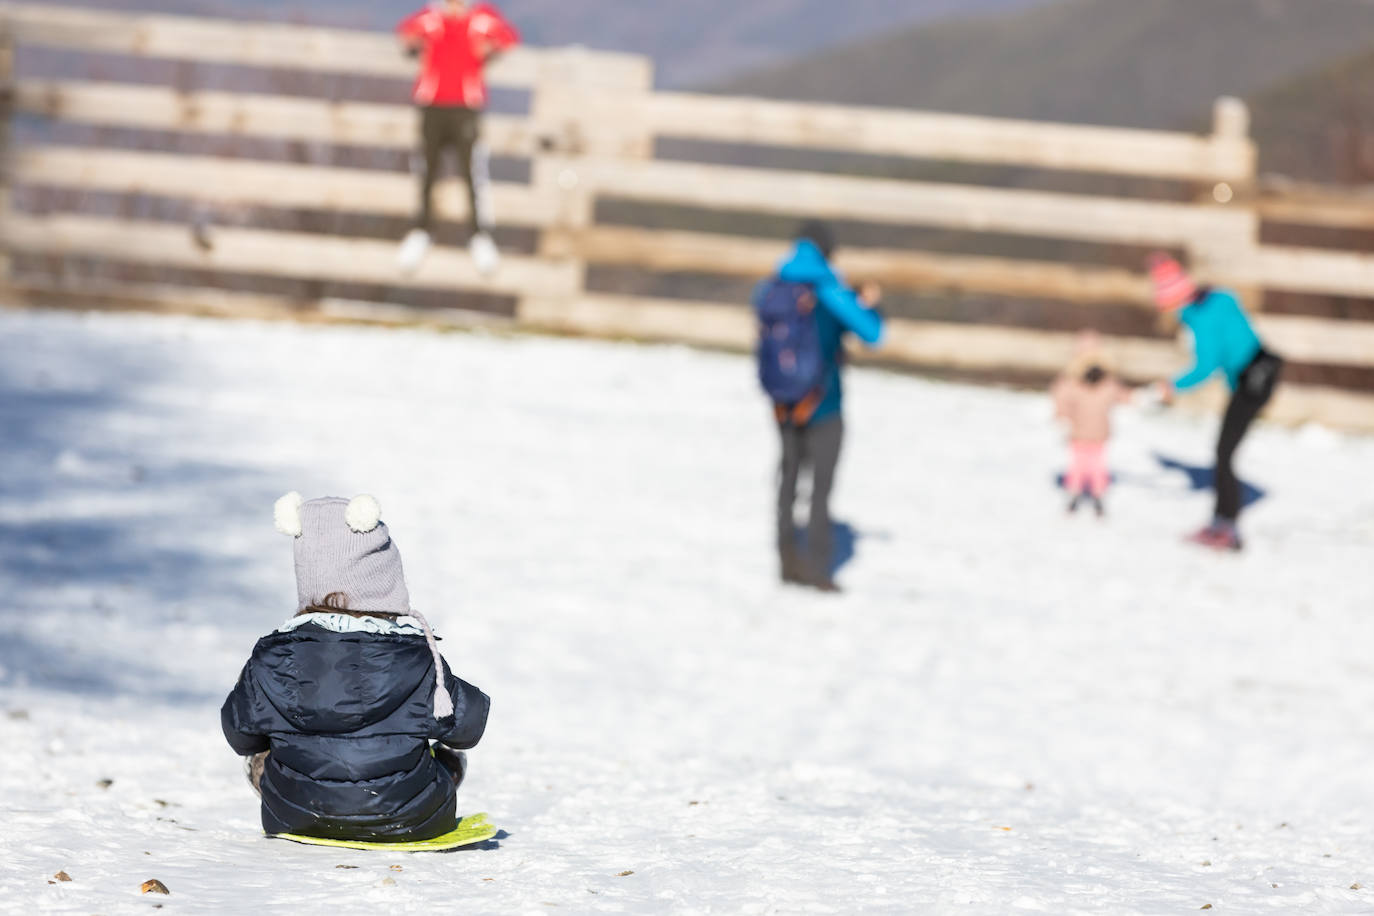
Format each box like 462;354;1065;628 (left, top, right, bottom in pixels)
1052;370;1132;498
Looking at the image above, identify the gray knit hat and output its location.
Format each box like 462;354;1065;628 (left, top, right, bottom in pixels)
273;492;452;719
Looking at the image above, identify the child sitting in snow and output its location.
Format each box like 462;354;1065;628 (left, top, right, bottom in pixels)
1052;334;1133;516
221;493;489;841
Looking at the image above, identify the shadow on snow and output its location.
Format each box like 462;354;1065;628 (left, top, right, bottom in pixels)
788;519;887;579
1053;453;1267;510
0;323;284;703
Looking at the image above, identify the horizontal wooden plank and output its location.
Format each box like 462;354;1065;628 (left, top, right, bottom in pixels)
1257;383;1374;433
890;305;1374;372
1149;376;1374;431
1254;314;1374;368
521;292;1182;373
1219;244;1374;302
1255;179;1374;230
4;213;581;298
877;320;1182;378
546;224;1155;305
517;293;1374;430
559;157;1258;249
1257;197;1374;231
14;80;540;155
537;88;1256;182
13;145;559;226
520;293;754;350
552;227;1374;368
0;276;518;327
0;276;325;320
0;2;652;90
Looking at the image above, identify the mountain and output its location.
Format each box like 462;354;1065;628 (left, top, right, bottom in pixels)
718;0;1374;132
1249;47;1374;183
482;0;1050;86
52;0;1051;87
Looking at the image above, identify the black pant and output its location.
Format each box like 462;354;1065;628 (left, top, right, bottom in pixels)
416;105;489;235
777;417;843;581
1215;350;1282;521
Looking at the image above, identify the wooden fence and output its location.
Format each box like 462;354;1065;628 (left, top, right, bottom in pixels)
3;3;1374;430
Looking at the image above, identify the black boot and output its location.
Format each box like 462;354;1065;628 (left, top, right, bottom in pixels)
807;577;842;594
433;745;467;789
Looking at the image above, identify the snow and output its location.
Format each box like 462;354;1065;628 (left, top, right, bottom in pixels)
1;306;1372;914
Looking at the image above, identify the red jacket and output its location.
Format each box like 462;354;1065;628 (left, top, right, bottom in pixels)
398;3;520;109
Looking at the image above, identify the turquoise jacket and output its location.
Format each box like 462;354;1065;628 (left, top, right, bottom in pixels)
776;240;885;425
1174;289;1263;393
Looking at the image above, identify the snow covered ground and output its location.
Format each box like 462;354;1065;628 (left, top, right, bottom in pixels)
1;306;1371;915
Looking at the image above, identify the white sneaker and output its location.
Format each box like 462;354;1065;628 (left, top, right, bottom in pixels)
397;228;431;275
469;231;500;277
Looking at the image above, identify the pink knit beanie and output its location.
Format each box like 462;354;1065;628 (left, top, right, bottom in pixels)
1148;253;1198;310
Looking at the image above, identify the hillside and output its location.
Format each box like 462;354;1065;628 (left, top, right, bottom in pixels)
1249;47;1374;183
54;0;1048;87
491;0;1048;86
719;0;1374;131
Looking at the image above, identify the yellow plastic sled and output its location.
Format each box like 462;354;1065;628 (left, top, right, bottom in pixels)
270;813;497;852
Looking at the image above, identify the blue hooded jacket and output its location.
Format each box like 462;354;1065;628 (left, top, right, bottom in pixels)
221;615;489;841
1174;289;1263;392
776;239;885;425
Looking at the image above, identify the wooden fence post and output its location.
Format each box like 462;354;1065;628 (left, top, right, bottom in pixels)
521;47;654;331
1190;96;1263;310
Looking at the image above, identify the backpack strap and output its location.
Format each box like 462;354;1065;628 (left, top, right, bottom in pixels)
774;387;825;427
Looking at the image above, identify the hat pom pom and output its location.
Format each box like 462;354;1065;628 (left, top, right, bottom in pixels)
274;491;304;537
345;494;382;533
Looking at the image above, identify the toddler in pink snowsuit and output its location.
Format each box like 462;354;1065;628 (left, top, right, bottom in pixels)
1052;342;1132;515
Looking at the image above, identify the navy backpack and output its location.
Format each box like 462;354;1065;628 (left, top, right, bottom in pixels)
753;278;826;419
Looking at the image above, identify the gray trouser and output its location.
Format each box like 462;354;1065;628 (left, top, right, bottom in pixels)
776;416;843;579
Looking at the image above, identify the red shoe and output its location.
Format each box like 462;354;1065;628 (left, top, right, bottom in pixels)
1185;525;1243;552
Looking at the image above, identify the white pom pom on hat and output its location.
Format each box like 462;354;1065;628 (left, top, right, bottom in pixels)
277;492;384;536
274;491;304;537
345;494;383;533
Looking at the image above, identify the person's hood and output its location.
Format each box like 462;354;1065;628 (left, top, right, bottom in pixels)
253;624;438;734
778;239;838;285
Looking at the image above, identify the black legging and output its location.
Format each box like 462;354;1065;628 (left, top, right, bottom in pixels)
1215;350;1282;521
416;105;489;236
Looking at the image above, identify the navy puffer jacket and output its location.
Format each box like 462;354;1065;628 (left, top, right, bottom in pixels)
221;617;489;840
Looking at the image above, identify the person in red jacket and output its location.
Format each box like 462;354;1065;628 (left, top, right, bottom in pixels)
396;0;520;277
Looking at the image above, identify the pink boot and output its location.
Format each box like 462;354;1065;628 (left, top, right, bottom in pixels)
1186;522;1242;552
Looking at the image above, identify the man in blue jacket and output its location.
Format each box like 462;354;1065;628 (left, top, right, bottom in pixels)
769;222;884;591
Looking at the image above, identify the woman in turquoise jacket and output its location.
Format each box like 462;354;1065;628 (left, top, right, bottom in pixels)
1149;254;1282;551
